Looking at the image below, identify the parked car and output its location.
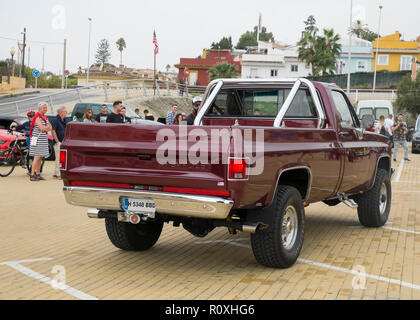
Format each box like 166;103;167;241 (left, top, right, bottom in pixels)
60;78;393;269
356;100;394;121
70;102;144;123
0;116;55;160
412;115;420;154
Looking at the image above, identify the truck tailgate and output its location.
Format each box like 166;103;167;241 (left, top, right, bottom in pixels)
61;123;230;193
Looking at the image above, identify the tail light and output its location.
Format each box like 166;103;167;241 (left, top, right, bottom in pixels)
228;158;249;180
60;150;67;171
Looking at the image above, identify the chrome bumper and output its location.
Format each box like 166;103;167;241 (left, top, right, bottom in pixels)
63;186;234;219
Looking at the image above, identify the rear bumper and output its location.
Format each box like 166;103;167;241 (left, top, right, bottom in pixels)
63;186;234;219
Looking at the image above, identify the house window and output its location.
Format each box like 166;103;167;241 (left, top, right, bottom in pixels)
291;65;298;72
400;55;412;71
270;69;278;77
356;60;368;72
378;55;389;66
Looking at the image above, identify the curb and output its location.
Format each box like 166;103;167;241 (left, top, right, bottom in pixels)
0;91;41;100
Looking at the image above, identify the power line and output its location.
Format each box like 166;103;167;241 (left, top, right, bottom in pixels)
0;35;63;45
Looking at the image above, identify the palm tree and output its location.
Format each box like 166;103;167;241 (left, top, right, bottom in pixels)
316;29;341;76
116;38;127;66
209;62;238;82
350;20;367;38
297;31;317;75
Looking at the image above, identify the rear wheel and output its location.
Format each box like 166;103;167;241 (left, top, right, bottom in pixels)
251;186;305;268
0;150;16;177
105;218;163;251
354;169;391;228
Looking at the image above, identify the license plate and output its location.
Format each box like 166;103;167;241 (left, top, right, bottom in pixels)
122;198;156;213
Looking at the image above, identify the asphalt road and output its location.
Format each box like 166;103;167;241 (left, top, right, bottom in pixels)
0;89;108;116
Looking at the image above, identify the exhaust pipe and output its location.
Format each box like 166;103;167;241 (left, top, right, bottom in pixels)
241;224;259;234
87;209;100;219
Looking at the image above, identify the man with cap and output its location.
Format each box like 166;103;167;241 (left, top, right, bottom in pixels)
186;96;202;126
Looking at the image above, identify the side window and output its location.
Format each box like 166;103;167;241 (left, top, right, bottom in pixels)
331;91;356;128
284;89;318;118
243;90;278;116
207;90;241;117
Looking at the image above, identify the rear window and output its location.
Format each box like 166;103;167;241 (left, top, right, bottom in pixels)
359;108;373;119
375;108;390;120
205;88;318;118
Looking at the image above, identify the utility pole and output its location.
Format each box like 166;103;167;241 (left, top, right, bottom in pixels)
61;39;67;89
347;0;353;94
373;5;383;92
21;28;27;78
42;48;45;73
27;47;30;68
87;18;92;86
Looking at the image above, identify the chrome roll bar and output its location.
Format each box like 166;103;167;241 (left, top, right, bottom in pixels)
194;78;326;129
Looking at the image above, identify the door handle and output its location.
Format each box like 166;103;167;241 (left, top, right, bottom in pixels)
339;132;350;137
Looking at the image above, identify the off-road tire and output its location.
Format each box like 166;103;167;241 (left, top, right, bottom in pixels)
105;218;163;251
251;185;305;268
354;168;391;228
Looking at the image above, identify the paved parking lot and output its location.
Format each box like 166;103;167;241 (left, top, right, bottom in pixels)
0;148;419;300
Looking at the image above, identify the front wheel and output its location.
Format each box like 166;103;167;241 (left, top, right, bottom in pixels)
251;185;305;268
354;169;391;228
0;150;16;177
105;218;163;251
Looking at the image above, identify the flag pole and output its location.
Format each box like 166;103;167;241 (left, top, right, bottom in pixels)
154;50;156;96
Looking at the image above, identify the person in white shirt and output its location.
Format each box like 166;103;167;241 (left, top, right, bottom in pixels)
384;114;394;136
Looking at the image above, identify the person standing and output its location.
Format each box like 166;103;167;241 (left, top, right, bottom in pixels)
385;114;394;137
106;101;124;123
95;105;109;123
392;114;411;162
29;102;52;182
166;105;178;125
186;96;202;125
51;107;68;179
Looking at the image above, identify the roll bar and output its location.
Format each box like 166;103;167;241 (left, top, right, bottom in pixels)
194;78;326;129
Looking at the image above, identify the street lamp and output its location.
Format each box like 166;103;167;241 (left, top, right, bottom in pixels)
10;47;15;78
87;18;92;87
373;5;383;92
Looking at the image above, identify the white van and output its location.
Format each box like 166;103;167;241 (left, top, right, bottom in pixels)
356;100;394;121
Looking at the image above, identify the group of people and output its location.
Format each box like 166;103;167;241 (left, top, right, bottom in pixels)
374;114;411;162
14;102;68;182
83;101;131;124
165;96;202;126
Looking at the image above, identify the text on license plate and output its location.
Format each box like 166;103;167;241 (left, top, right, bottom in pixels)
123;198;156;213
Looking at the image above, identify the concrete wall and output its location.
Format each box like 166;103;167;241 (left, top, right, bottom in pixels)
0;76;26;91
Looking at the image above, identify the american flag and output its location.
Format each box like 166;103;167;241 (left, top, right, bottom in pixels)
153;30;159;55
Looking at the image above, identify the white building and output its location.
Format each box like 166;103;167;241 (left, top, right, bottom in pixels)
241;41;311;79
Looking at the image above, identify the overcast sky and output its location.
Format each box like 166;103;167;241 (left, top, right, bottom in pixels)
0;0;419;75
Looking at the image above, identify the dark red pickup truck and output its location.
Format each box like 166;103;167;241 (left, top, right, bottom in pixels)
60;78;393;268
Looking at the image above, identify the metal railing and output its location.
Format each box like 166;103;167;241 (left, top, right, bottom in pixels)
0;79;207;117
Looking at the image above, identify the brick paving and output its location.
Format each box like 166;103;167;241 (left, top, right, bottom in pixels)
0;147;419;300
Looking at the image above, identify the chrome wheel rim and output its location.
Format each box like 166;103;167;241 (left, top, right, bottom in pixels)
379;183;388;215
282;206;298;250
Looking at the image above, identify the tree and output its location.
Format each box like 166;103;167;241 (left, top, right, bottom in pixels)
297;16;341;76
360;29;380;42
236;31;258;49
350;20;367;38
315;28;341;76
116;38;126;66
165;64;171;73
95;39;112;70
253;26;275;42
211;36;233;50
395;75;420;118
304;15;318;34
209;62;239;81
